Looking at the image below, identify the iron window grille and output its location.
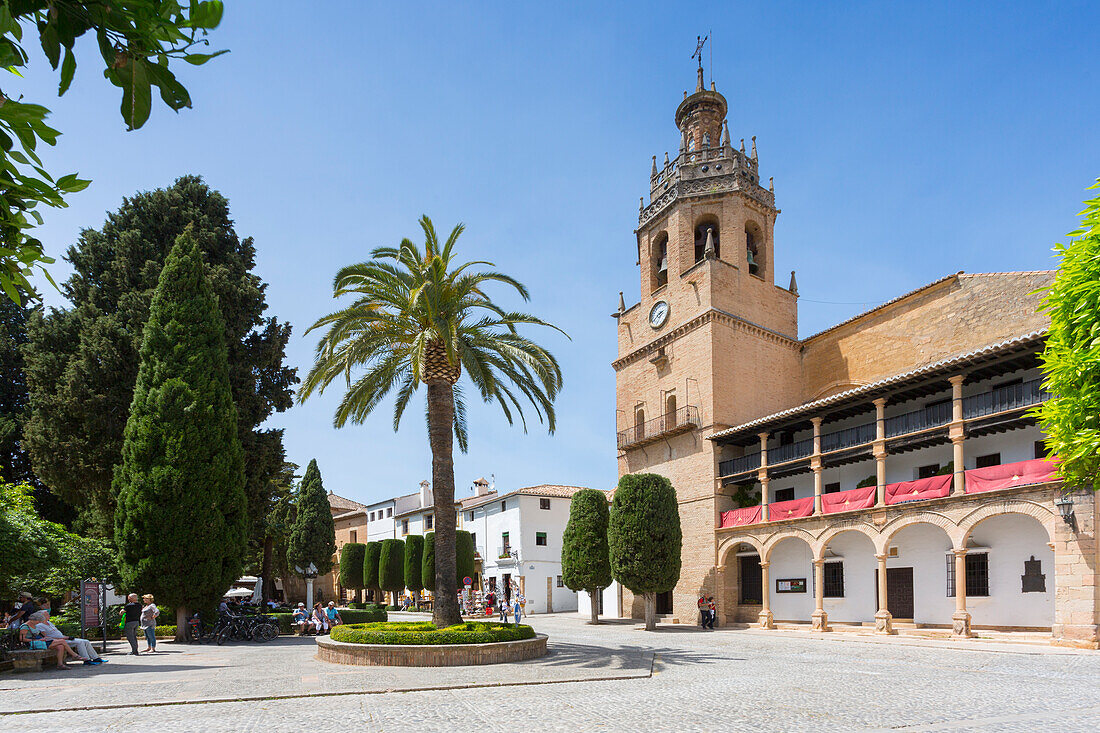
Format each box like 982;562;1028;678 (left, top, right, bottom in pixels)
540;498;551;510
947;552;989;597
823;561;844;598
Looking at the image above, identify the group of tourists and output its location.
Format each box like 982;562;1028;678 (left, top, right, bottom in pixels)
2;591;106;669
697;594;717;629
291;601;342;635
123;593;161;655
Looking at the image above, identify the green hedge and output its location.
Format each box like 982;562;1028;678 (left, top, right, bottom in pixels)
339;608;387;624
154;625;177;638
330;621;535;645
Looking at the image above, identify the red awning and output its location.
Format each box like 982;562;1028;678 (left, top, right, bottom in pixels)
965;458;1057;494
821;485;877;514
767;497;814;521
884;473;952;505
720;505;762;528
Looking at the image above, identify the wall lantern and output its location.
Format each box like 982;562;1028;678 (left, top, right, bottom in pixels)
1054;494;1076;530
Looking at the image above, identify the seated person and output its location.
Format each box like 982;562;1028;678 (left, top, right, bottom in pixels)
325;601;342;627
311;603;330;634
22;613;84;670
35;611;103;665
292;603;311;635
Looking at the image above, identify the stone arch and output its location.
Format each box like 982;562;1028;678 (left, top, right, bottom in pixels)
816;524;879;561
744;219;764;276
877;511;962;553
718;534;765;566
958;499;1056;546
763;528;817;561
693;214;720;262
651;230;669;290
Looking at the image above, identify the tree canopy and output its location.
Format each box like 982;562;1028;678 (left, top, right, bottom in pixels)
608;473;682;630
286;459;336;577
403;534;424;593
364;541;382;596
112;232;247;636
378;538;405;601
339;542;366;593
562;489;613;622
1037;179;1100;492
23;176;296;534
0;1;228;304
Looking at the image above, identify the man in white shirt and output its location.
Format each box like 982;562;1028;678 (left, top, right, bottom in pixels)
37;614;103;664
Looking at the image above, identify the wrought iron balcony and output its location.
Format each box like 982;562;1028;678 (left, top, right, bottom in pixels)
719;451;761;477
884;400;952;438
768;438;813;465
821;422;875;452
963;378;1049;419
617;405;700;450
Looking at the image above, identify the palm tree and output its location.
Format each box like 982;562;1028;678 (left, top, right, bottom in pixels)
299;216;565;627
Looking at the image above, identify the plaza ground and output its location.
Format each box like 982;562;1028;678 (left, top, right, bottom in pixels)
2;613;1098;732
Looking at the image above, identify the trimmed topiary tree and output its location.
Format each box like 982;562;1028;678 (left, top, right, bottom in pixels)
379;538;406;606
287;459;336;607
339;542;366;603
364;541;382;603
455;530;475;588
421;532;437;592
608;473;681;631
113;232;247;641
404;535;424;601
562;489;613;624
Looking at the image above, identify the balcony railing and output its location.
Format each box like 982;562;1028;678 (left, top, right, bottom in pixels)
821;422;875;452
719;451;761;477
884;401;952;438
618;405;700;449
963;378;1049;420
768;438;813;465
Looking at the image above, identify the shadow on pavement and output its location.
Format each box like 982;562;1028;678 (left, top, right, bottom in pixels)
534;641;725;670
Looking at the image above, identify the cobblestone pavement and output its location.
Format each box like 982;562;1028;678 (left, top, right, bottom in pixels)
3;614;1098;732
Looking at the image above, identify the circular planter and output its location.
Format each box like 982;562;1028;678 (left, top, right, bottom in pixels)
316;633;548;666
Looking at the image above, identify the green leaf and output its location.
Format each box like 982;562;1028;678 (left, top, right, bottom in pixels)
119;58;153;130
183;49;229;66
58;47;76;96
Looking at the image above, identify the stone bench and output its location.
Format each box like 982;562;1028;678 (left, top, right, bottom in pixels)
6;649;56;672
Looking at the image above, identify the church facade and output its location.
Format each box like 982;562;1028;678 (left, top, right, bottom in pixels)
613;66;1099;648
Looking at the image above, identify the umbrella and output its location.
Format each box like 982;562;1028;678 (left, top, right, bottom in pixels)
224;587;253;598
250;578;263;604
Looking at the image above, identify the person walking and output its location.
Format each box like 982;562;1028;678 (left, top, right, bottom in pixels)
141;594;160;653
697;595;708;628
512;595;522;626
705;596;717;629
123;593;142;655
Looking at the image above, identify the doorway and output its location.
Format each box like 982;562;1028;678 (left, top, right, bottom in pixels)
739;555;762;604
885;567;914;619
656;590;673;615
503;573;512;603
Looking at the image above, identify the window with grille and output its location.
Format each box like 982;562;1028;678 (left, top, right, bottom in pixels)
425;515;433;530
539;498;551;510
401;519;409;535
823;562;844;598
946;552;989;596
774;487;795;502
386;507;393;517
556;575;564;588
369;512;375;521
536;532;547;546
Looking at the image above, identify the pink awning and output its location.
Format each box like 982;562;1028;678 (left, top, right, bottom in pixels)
965;458;1058;494
720;505;761;528
767;497;814;521
884;473;952;505
821;485;877;514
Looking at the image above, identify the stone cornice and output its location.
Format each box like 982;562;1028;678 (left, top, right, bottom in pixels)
638;173;777;232
612;307;799;371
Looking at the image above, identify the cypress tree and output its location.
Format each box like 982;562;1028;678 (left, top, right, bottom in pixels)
113;232;247;640
379;538;405;606
404;535;424;599
562;489;613;624
608;473;682;631
455;530;475;587
363;541;382;602
287;459;336;585
338;542;366;602
421;532;436;592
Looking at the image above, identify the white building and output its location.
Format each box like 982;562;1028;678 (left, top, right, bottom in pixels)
457;479;615;615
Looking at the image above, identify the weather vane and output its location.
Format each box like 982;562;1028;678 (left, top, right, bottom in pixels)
692;34;708;70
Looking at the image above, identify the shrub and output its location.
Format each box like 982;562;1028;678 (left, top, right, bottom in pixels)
338;608;387;624
349;602;366;609
338;542;366;594
271;613;294;635
403;535;424;593
455;530;475;586
421;532;436;592
154;625;177;638
363;541;382;594
330;621;535;645
378;538;405;602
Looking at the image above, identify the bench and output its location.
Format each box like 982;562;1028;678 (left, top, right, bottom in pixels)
6;649;56;672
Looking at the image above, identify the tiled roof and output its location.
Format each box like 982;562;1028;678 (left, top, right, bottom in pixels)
460;484;611;510
708;329;1047;441
327;492;367;512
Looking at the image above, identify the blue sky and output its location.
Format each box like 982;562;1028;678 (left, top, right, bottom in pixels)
19;1;1100;505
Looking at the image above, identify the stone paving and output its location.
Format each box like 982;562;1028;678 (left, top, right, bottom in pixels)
2;613;1098;731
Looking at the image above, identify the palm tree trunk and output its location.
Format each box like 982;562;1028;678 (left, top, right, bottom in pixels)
427;379;462;627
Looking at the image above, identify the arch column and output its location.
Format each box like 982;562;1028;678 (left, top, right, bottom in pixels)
873;397;887;506
758;431;770;522
811;559;831;632
758;560;774;629
874;553;895;634
811;417;823;515
949;375;966;496
951;548;972;638
715;564;727;627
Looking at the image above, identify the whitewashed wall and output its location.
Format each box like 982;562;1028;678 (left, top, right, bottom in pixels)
768;537;815;621
821;531;877;623
887;523;954;624
966;514;1053;628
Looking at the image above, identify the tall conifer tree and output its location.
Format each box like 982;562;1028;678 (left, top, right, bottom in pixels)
562;489;613;624
287;459;336;580
113;232;247;639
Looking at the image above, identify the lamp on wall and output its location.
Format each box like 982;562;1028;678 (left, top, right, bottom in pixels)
1054;493;1076;530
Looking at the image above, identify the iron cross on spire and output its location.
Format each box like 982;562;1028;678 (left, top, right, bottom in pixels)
692;34;708;69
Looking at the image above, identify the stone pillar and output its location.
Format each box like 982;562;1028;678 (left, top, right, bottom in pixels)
758;432;770;522
874;553;895;634
715;564;727;627
811;559;830;632
811;417;823;515
873;398;887;506
949;375;966;496
1053;490;1100;648
758;560;774;629
951;548;972;638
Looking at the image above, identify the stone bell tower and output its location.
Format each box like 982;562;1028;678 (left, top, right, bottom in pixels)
613;62;802;622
